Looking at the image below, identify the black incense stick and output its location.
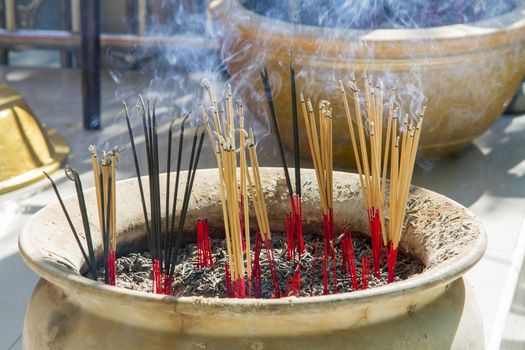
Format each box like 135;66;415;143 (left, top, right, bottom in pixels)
290;52;301;197
258;62;294;198
44;171;98;279
103;170;112;285
123;99;204;292
65;167;97;279
123;102;150;239
170;128;205;277
152;105;162;263
165;117;176;252
172;127;199;264
166;114;189;273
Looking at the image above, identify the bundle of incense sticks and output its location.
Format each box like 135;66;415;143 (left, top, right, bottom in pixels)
300;97;334;248
197;219;213;269
199;83;247;297
200;81;280;298
341;229;359;290
386;107;426;282
299;96;338;292
44;146;119;284
259;59;304;263
246;129;281;297
44;169;98;280
339;75;388;278
88;146;120;285
123;99;204;294
339;73;426;282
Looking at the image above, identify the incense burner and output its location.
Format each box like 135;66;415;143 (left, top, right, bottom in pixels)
20;169;486;349
210;0;525;163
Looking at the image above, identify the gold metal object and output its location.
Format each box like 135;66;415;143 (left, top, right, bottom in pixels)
0;84;69;194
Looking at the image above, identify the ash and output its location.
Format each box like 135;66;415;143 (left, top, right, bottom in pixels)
97;234;423;298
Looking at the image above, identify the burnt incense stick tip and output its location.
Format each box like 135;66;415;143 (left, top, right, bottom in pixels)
392;81;398;92
256;60;264;72
88;144;97;156
122;101;131;120
338;80;345;91
348;81;358;92
248;127;257;146
307;99;314;113
64;166;79;182
200;79;210;89
43;171;52;182
108;146;121;158
136;105;145;118
420;106;427;117
182;113;190;126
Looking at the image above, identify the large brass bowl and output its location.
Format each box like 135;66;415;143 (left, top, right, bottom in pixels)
210;0;525;164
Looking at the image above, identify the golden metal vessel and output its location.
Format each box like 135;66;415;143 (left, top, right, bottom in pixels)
0;84;68;194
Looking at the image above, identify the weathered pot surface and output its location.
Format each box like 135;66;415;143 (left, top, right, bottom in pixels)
20;168;487;349
210;0;525;164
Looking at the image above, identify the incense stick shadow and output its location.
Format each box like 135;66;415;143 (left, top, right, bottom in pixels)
412;118;525;207
19;204;45;215
412;144;485;207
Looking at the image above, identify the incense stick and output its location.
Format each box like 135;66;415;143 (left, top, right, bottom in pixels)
290;52;301;198
340;75;426;282
165;114;189;282
238;101;252;285
123;99;205;294
64;166;97;279
44;171;98;279
258;62;294;199
88;145;104;242
340;75;386;278
123;102;150;244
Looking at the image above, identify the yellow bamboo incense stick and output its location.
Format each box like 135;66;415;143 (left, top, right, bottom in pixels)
89;145;104;241
237;102;251;281
387;108;425;282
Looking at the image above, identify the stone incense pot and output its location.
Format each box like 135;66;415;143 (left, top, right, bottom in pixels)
20;169;486;349
210;0;525;164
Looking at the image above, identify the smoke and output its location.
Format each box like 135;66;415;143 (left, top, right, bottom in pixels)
244;0;517;29
106;0;523;167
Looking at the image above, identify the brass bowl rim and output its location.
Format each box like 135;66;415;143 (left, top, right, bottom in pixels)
210;0;525;58
19;169;487;312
